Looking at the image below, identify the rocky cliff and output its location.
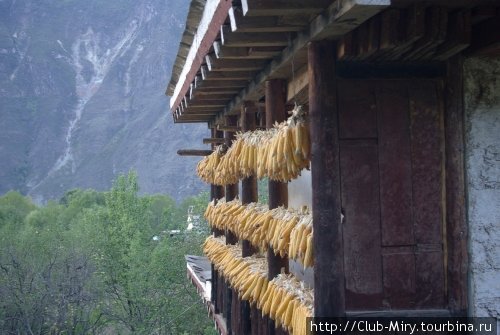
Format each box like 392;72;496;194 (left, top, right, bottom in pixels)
0;0;207;202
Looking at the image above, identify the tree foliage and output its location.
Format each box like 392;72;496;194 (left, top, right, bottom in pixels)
0;172;215;335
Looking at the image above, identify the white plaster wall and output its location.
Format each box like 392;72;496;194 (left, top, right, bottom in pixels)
464;57;500;324
288;169;313;210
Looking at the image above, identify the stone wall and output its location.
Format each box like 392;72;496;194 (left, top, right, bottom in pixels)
463;57;500;323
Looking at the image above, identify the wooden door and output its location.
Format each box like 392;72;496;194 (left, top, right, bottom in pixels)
338;79;446;310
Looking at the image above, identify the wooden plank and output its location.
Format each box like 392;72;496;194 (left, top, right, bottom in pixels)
225;0;390;114
187;100;227;108
221;25;289;47
380;4;425;61
286;65;308;103
309;41;345;317
241;0;332;17
214;41;281;59
195;79;249;89
415;249;445;308
337;31;356;61
338;80;377;139
177;149;213;156
409;81;444;245
206;54;269;71
341;143;383;310
404;7;448;61
382;252;416;309
377;81;414;246
435;10;471;61
444;56;468;314
375;9;400;61
229;6;307;33
203;138;226;144
265;80;288;276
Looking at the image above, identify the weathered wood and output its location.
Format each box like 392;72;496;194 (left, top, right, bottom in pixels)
221;25;289;47
309;41;345;317
203;138;226;144
376;82;413;246
286;65;308;104
195;79;250;89
241;0;332;16
409;81;444;245
403;7;448;60
265;79;289;279
201;67;255;81
341;143;383;310
225;0;389;115
217;125;241;132
225;115;239;245
206;54;268;72
223;280;232;334
213;42;282;59
241;102;259;257
435;10;471;60
177;149;213;156
169;0;232;113
229;6;307;33
444;56;468;315
186;100;227;108
338;80;377;139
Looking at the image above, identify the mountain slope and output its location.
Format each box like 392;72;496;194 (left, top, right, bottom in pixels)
0;0;207;201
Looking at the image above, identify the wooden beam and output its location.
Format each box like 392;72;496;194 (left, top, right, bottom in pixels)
214;41;282;59
435;10;471;61
286;65;308;104
201;66;255;80
169;0;232;113
221;25;289;48
224;0;389;114
203;138;226;144
187;100;227;108
195;79;250;89
468;15;500;56
177;149;213;156
309;41;345;317
206;54;268;71
216;125;241;132
241;0;332;17
229;6;307;33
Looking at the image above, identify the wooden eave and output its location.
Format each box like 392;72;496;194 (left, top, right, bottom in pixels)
166;0;500;125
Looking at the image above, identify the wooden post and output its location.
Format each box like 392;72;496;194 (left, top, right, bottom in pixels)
308;41;345;317
265;80;289;334
225;115;239;245
240;102;258;335
210;127;225;313
265;79;289;277
241;102;259;256
223;117;239;334
445;55;468;315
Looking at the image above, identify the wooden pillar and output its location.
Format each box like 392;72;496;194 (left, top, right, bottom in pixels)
225;116;239;245
445;55;468;315
308;41;345;317
239;102;259;335
266;79;289;277
241;102;259;256
210;127;225;312
265;80;289;335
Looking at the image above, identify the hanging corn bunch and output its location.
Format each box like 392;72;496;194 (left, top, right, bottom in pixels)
196;105;310;185
203;236;314;335
257;273;314;335
204;201;314;268
203;236;268;305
